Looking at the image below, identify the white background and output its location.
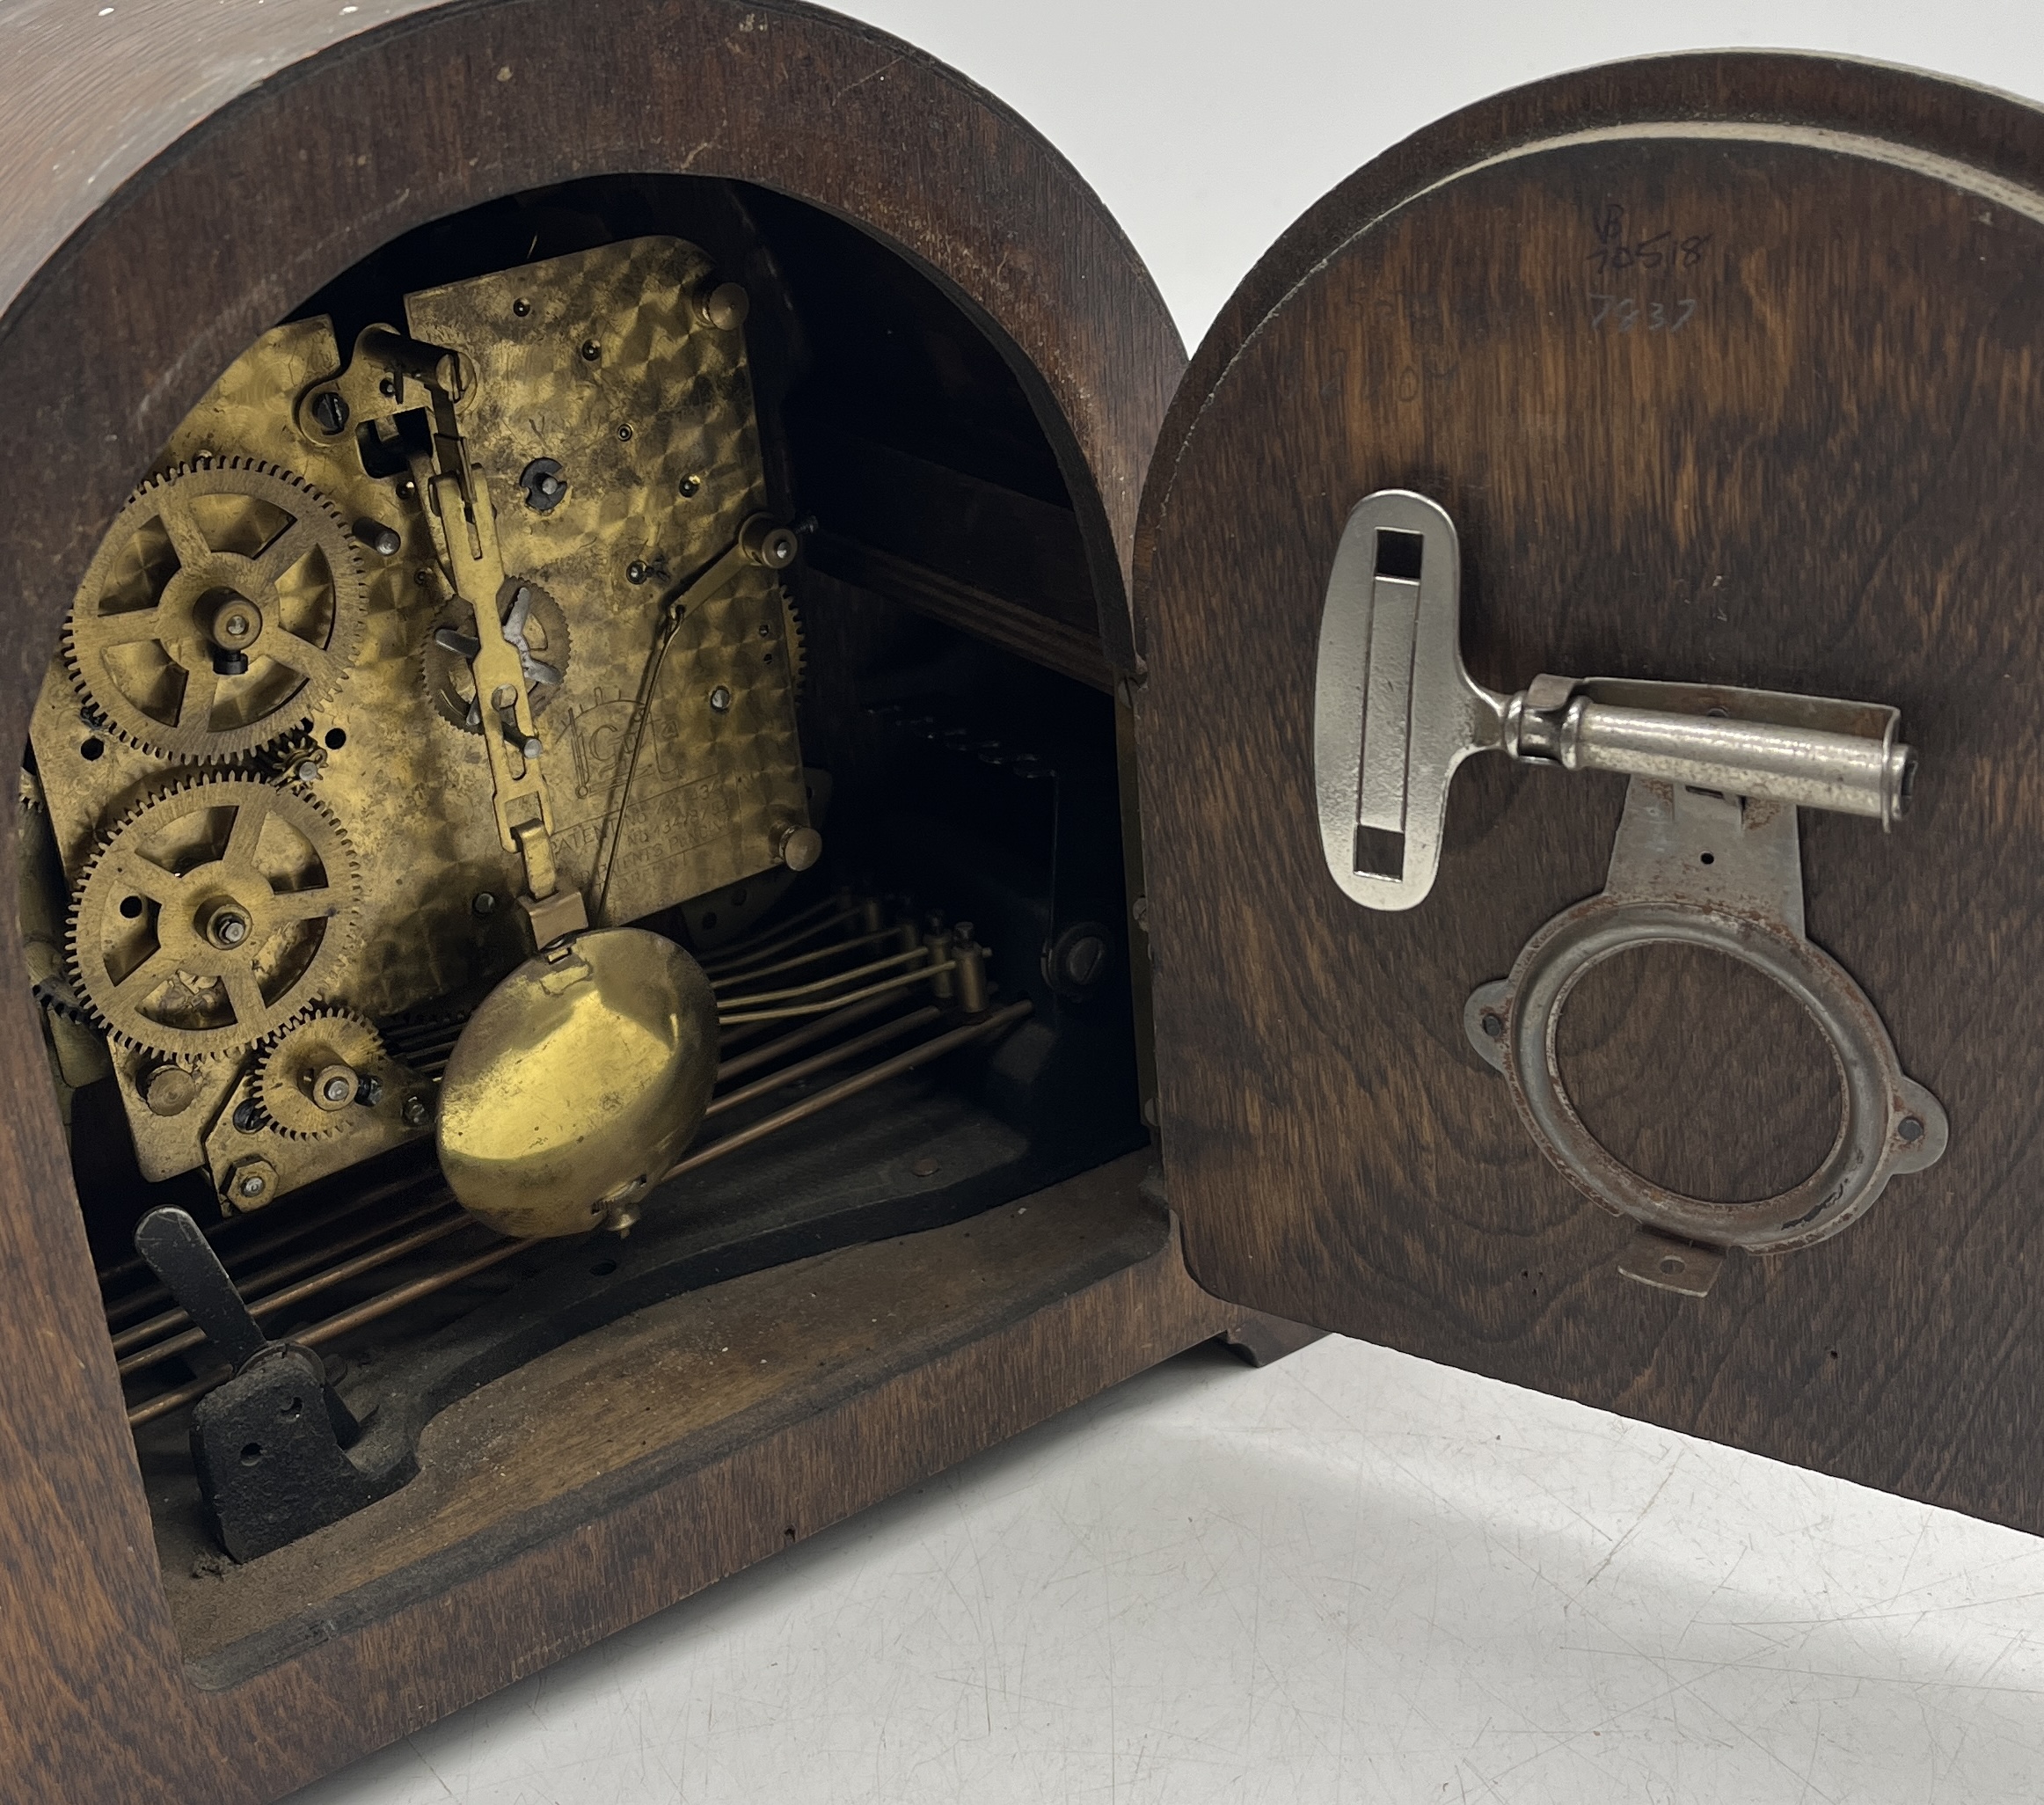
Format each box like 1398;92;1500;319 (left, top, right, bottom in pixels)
287;4;2044;1801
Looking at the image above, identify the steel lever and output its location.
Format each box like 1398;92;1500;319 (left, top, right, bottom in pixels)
133;1207;360;1444
1313;490;1917;910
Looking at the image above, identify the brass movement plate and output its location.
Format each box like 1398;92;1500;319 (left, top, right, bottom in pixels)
28;236;807;1208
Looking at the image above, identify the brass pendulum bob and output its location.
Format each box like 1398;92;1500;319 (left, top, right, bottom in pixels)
437;925;719;1239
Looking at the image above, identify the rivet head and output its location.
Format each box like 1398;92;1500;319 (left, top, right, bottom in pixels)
777;824;823;872
709;685;733;714
142;1065;198;1118
1899;1115;1925;1143
697;282;750;331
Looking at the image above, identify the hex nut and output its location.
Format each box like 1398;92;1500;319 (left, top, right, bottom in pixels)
226;1155;278;1206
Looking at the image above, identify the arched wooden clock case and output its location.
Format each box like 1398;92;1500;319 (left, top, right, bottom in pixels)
2;8;2040;1798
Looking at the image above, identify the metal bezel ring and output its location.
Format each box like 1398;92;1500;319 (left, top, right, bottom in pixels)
1471;896;1946;1253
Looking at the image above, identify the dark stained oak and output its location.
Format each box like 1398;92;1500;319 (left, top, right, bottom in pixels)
1136;55;2044;1536
0;4;1214;1799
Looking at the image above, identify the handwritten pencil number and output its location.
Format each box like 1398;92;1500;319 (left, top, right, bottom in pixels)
1589;294;1697;334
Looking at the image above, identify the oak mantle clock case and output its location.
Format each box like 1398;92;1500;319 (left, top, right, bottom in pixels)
0;6;2036;1798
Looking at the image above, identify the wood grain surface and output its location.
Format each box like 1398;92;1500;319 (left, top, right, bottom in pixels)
1135;55;2044;1535
165;1156;1193;1670
0;4;1203;1799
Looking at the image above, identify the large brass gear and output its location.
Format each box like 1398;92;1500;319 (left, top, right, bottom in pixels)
63;457;368;760
422;578;572;733
254;1006;385;1139
67;773;361;1060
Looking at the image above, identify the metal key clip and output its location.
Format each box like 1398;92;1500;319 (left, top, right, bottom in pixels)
1313;491;1916;911
1314;490;1945;1291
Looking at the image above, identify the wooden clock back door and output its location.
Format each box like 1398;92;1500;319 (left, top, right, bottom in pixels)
1131;52;2044;1535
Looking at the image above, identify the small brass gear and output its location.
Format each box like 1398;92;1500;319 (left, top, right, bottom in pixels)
63;457;368;760
423;578;571;733
254;1006;384;1138
67;772;361;1060
778;587;807;699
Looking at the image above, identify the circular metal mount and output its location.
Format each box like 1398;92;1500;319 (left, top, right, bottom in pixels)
1471;789;1945;1259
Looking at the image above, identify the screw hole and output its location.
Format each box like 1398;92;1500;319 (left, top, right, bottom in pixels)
513;298;530;318
239;1442;264;1466
1659;1254;1685;1275
702;911;719;931
590;1259;619;1277
119;895;144;919
80;737;105;760
280;1396;303;1420
324;727;347;749
1698;851;1715;866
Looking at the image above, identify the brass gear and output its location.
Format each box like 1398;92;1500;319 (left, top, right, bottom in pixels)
254;1006;384;1138
423;578;572;733
67;772;361;1060
778;587;807;699
63;457;368;760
